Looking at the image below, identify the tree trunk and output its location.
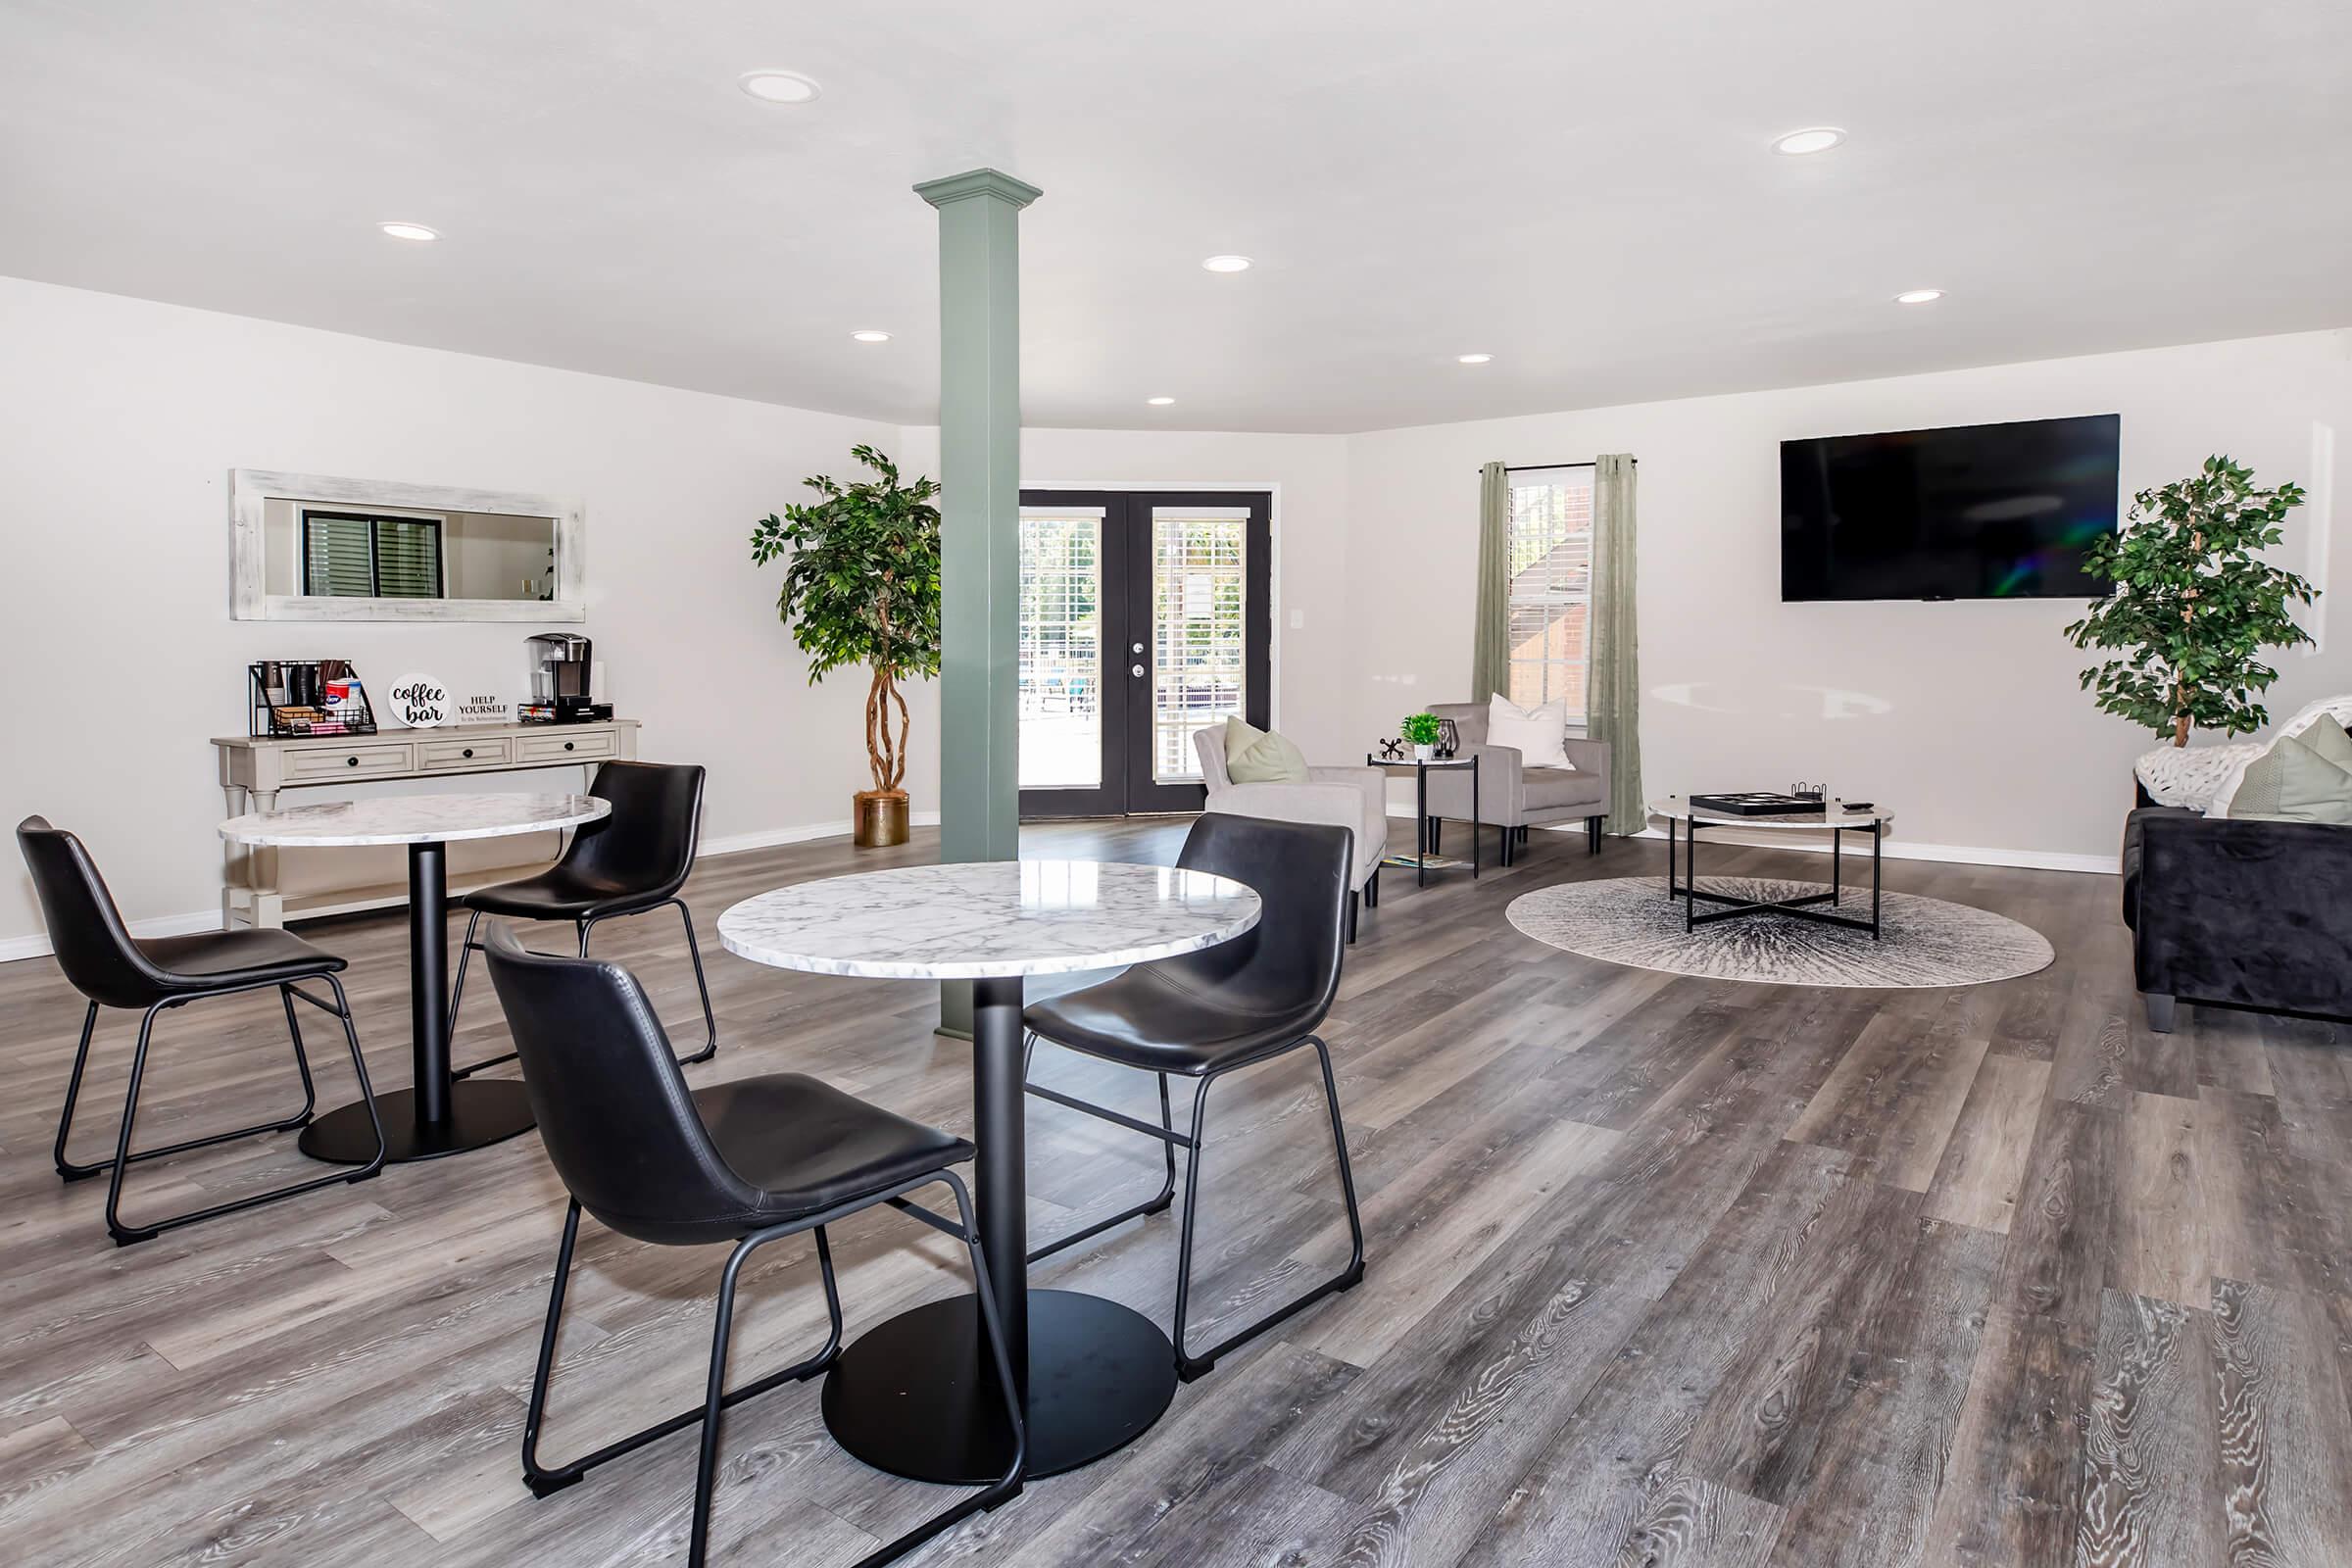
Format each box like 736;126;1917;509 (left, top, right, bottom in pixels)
864;666;893;793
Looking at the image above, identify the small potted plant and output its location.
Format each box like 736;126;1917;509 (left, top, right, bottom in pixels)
1401;710;1444;762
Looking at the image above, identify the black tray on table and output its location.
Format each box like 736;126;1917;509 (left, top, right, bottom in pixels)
1689;792;1825;816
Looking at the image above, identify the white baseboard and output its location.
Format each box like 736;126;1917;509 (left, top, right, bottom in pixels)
0;811;947;965
700;810;942;859
1382;807;2117;875
0;906;221;965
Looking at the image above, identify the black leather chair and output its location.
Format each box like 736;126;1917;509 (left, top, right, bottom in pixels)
1021;813;1365;1381
480;924;1022;1568
448;760;717;1077
17;816;385;1246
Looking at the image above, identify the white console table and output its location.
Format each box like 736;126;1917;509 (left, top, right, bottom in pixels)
213;718;638;928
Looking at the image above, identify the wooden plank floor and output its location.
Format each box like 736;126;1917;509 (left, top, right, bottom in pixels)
4;818;2350;1567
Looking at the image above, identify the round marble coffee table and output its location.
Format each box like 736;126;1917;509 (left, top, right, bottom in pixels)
1650;795;1896;939
220;791;610;1162
718;859;1260;1484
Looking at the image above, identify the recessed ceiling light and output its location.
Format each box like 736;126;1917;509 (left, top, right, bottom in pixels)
1894;288;1945;305
1147;396;1176;406
1771;126;1846;156
739;70;821;104
1200;255;1252;273
377;221;439;242
850;329;892;343
1457;353;1494;365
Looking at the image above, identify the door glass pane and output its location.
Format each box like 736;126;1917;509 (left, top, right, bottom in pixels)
1150;507;1250;783
1018;509;1103;790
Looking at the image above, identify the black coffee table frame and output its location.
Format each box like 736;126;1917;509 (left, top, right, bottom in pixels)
1665;812;1885;940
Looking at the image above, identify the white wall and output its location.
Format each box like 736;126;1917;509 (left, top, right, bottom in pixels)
6;269;2341;956
0;275;923;949
1344;330;2352;867
893;423;1355;762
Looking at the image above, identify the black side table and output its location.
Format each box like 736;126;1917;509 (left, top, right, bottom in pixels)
1366;753;1479;886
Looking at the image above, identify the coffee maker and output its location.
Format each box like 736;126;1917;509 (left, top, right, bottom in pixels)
520;633;612;723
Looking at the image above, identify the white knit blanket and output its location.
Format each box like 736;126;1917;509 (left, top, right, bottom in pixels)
2136;694;2352;814
2135;742;2261;810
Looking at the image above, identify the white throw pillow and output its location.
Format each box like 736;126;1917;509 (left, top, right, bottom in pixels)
1487;694;1574;769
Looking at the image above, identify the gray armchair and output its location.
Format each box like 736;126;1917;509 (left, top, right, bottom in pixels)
1192;727;1389;940
1421;701;1609;865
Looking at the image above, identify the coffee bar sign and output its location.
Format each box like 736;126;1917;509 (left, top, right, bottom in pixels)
387;672;452;728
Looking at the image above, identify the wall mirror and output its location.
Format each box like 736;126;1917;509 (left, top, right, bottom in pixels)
230;468;585;621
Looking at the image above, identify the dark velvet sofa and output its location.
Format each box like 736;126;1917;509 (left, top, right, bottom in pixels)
2123;804;2352;1031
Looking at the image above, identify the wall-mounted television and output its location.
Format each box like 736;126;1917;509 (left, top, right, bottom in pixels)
1780;414;2121;601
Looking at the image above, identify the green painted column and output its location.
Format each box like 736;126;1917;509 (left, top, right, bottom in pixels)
918;167;1041;1038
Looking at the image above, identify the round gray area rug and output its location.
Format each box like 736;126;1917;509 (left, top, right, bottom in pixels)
1505;875;2054;988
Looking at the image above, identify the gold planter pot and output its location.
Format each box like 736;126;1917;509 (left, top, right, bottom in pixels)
854;790;910;849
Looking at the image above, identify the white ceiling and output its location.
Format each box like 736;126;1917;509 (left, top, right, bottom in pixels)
3;0;2346;434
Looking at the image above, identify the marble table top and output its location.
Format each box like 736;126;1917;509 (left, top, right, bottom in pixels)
220;792;611;847
1650;795;1894;830
717;859;1262;980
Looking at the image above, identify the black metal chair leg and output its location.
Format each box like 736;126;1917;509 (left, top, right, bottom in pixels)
689;1234;760;1568
669;900;719;1065
100;1004;165;1242
1364;865;1379;908
101;980;385;1246
846;1173;1027;1568
1347;891;1358;945
448;908;518;1082
1169;1037;1366;1382
529;1174;1022;1568
58;989;323;1184
523;1200;846;1500
278;984;321;1120
1026;1051;1179;1263
458;900;716;1077
54;1000;101;1180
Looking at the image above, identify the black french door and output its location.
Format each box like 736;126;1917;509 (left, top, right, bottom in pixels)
1016;490;1272;819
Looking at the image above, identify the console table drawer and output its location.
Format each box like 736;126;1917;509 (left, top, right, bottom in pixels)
418;736;514;771
283;742;416;782
517;729;614;764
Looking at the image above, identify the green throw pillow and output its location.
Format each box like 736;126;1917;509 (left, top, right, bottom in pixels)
1224;716;1308;784
2233;714;2352;824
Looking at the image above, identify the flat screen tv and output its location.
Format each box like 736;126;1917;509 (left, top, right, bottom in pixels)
1780;414;2121;601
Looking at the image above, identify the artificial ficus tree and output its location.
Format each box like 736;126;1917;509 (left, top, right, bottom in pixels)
2064;455;2315;746
752;445;943;798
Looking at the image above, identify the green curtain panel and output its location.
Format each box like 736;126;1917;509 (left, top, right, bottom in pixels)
1470;461;1511;702
1589;453;1644;835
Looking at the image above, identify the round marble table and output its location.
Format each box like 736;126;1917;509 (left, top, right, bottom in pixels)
220;792;610;1162
718;859;1260;1485
1650;795;1896;938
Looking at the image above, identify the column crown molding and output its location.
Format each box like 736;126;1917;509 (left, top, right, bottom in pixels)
913;168;1044;211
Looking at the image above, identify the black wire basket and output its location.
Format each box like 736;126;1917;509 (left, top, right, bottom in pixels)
248;661;378;738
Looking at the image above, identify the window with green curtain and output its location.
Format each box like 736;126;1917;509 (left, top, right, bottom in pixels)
301;511;444;598
1503;466;1594;718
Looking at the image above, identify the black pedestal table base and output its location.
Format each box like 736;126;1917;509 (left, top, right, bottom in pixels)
299;838;543;1164
821;1290;1178;1483
300;1080;537;1163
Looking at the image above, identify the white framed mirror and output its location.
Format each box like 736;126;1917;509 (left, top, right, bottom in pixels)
229;468;585;621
